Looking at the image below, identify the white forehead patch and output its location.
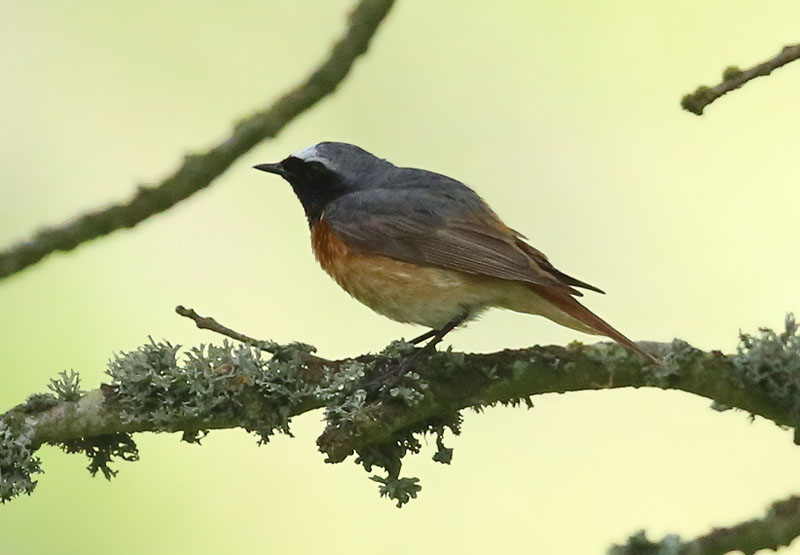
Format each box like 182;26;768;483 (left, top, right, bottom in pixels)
292;144;333;168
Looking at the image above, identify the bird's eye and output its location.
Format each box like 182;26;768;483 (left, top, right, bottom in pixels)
305;161;327;174
283;157;327;176
282;157;303;172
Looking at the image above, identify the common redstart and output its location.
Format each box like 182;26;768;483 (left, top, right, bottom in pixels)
254;142;657;364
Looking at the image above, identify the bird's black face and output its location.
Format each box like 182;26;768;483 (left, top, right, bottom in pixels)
255;142;395;226
254;155;351;226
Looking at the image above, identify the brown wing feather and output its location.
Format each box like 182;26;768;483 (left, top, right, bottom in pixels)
419;216;583;293
514;236;605;294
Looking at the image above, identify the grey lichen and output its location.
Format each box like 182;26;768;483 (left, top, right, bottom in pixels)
648;339;700;386
25;338;319;485
106;338;316;443
317;359;369;425
57;433;139;480
1;371;88;501
315;341;462;506
733;314;800;405
370;475;421;507
0;418;42;503
48;370;83;402
733;314;800;439
352;418;453;508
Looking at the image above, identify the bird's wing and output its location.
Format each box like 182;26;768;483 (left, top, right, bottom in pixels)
324;182;600;295
512;232;604;294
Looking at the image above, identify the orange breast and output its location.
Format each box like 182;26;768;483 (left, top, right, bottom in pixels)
311;217;353;273
310;216;501;329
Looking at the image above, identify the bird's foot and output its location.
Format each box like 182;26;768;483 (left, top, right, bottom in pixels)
362;315;467;398
361;345;431;398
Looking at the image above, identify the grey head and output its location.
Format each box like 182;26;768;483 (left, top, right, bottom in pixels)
253;142;397;225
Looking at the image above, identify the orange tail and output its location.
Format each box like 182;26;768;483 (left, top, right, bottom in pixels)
530;285;660;365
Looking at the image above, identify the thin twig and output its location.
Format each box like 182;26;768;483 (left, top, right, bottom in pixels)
175;305;276;352
682;43;800;115
175;305;330;366
0;0;396;281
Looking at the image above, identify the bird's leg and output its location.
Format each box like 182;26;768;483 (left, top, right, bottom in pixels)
394;312;468;375
407;328;437;345
365;313;468;395
414;314;465;354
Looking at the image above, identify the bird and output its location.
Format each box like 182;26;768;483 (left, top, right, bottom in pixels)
254;142;657;364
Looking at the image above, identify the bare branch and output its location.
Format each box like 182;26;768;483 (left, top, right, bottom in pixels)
0;0;396;281
175;305;278;353
610;495;800;554
682;44;800;115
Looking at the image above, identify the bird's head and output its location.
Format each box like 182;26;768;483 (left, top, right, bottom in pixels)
254;142;392;225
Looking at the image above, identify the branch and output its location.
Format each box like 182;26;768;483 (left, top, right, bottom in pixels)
0;0;395;281
175;305;281;354
682;43;800;115
2;315;799;509
174;304;331;372
609;495;800;554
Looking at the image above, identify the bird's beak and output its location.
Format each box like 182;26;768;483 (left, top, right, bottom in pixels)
253;162;288;178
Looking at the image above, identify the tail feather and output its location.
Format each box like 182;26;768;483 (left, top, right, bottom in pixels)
529;285;659;365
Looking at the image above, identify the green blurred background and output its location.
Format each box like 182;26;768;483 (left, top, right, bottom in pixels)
2;1;800;553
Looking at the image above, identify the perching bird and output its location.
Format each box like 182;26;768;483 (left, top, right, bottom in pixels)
254;142;657;364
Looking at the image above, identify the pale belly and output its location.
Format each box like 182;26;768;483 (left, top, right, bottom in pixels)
324;254;499;329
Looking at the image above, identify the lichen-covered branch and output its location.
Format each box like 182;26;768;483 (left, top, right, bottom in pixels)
609;495;800;554
682;43;800;115
2;315;800;510
0;0;395;281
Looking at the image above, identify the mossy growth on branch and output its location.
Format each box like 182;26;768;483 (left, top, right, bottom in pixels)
104;338;317;443
0;369;89;502
0;418;41;503
57;433;140;480
315;341;463;507
681;85;714;115
733;314;800;438
722;64;743;81
734;314;800;399
0;338;320;503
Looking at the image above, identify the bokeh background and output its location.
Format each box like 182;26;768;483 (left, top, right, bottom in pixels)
2;1;800;553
